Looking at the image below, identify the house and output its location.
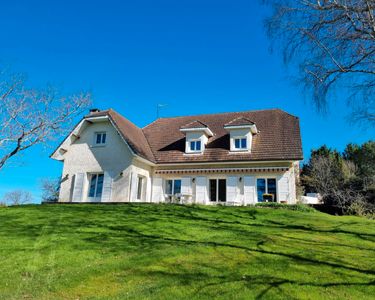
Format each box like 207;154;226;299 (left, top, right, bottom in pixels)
51;108;303;205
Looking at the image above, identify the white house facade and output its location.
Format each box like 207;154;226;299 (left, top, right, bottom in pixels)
51;108;303;205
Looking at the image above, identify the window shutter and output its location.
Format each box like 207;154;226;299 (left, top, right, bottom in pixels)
151;177;163;203
101;172;112;202
244;176;256;204
130;172;138;201
146;176;152;202
72;173;85;202
277;173;290;202
195;177;207;204
226;176;237;203
181;177;192;195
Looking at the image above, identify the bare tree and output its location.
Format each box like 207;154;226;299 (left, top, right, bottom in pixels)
302;155;372;214
0;67;91;170
41;177;60;202
263;0;375;126
2;190;32;205
302;155;341;195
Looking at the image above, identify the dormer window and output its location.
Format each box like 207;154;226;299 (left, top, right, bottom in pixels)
224;117;257;153
234;137;247;150
180;120;213;154
190;140;202;152
94;132;107;145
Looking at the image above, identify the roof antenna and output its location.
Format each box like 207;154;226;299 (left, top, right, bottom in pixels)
156;104;167;119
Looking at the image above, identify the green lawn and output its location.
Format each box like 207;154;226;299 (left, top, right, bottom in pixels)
0;204;374;300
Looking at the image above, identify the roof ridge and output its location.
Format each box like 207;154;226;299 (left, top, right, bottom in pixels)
151;108;284;121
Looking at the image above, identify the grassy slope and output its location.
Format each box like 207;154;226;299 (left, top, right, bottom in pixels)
0;204;374;300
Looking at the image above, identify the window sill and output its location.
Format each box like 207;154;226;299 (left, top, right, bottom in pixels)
229;149;251;153
86;198;101;202
91;144;107;148
184;152;203;155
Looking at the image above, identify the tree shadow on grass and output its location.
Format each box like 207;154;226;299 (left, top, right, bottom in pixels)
2;204;374;259
80;225;375;277
117;263;375;299
265;219;375;243
194;273;375;299
1;204;375;298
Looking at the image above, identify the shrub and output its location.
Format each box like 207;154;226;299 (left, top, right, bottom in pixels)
255;202;316;212
347;198;375;219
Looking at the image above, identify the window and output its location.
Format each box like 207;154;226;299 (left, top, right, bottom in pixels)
88;173;104;198
234;137;247;150
94;132;107;145
257;178;277;202
136;176;144;200
190;140;202;152
209;179;226;202
166;179;182;195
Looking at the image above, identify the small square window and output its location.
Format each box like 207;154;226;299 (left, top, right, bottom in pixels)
94;132;107;145
190;140;202;152
234;137;247;150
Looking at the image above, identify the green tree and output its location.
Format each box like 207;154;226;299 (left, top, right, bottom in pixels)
343;141;375;178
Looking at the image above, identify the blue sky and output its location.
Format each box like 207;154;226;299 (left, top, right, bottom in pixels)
0;0;372;202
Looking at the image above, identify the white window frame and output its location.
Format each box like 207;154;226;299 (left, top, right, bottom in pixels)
189;139;202;153
94;132;107;146
233;136;248;150
165;179;182;195
256;177;277;202
209;178;227;202
136;176;144;200
87;173;104;201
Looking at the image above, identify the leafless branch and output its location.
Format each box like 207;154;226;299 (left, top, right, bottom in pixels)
263;0;375;126
0;68;91;170
2;190;32;206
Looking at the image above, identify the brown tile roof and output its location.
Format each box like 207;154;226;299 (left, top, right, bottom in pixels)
224;116;255;127
86;108;303;164
143;109;303;163
180;120;208;129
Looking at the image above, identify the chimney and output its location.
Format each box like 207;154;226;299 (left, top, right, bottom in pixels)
89;108;100;114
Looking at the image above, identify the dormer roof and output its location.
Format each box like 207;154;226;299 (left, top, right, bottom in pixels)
179;120;214;136
224;116;255;127
224;116;258;134
180;120;208;129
